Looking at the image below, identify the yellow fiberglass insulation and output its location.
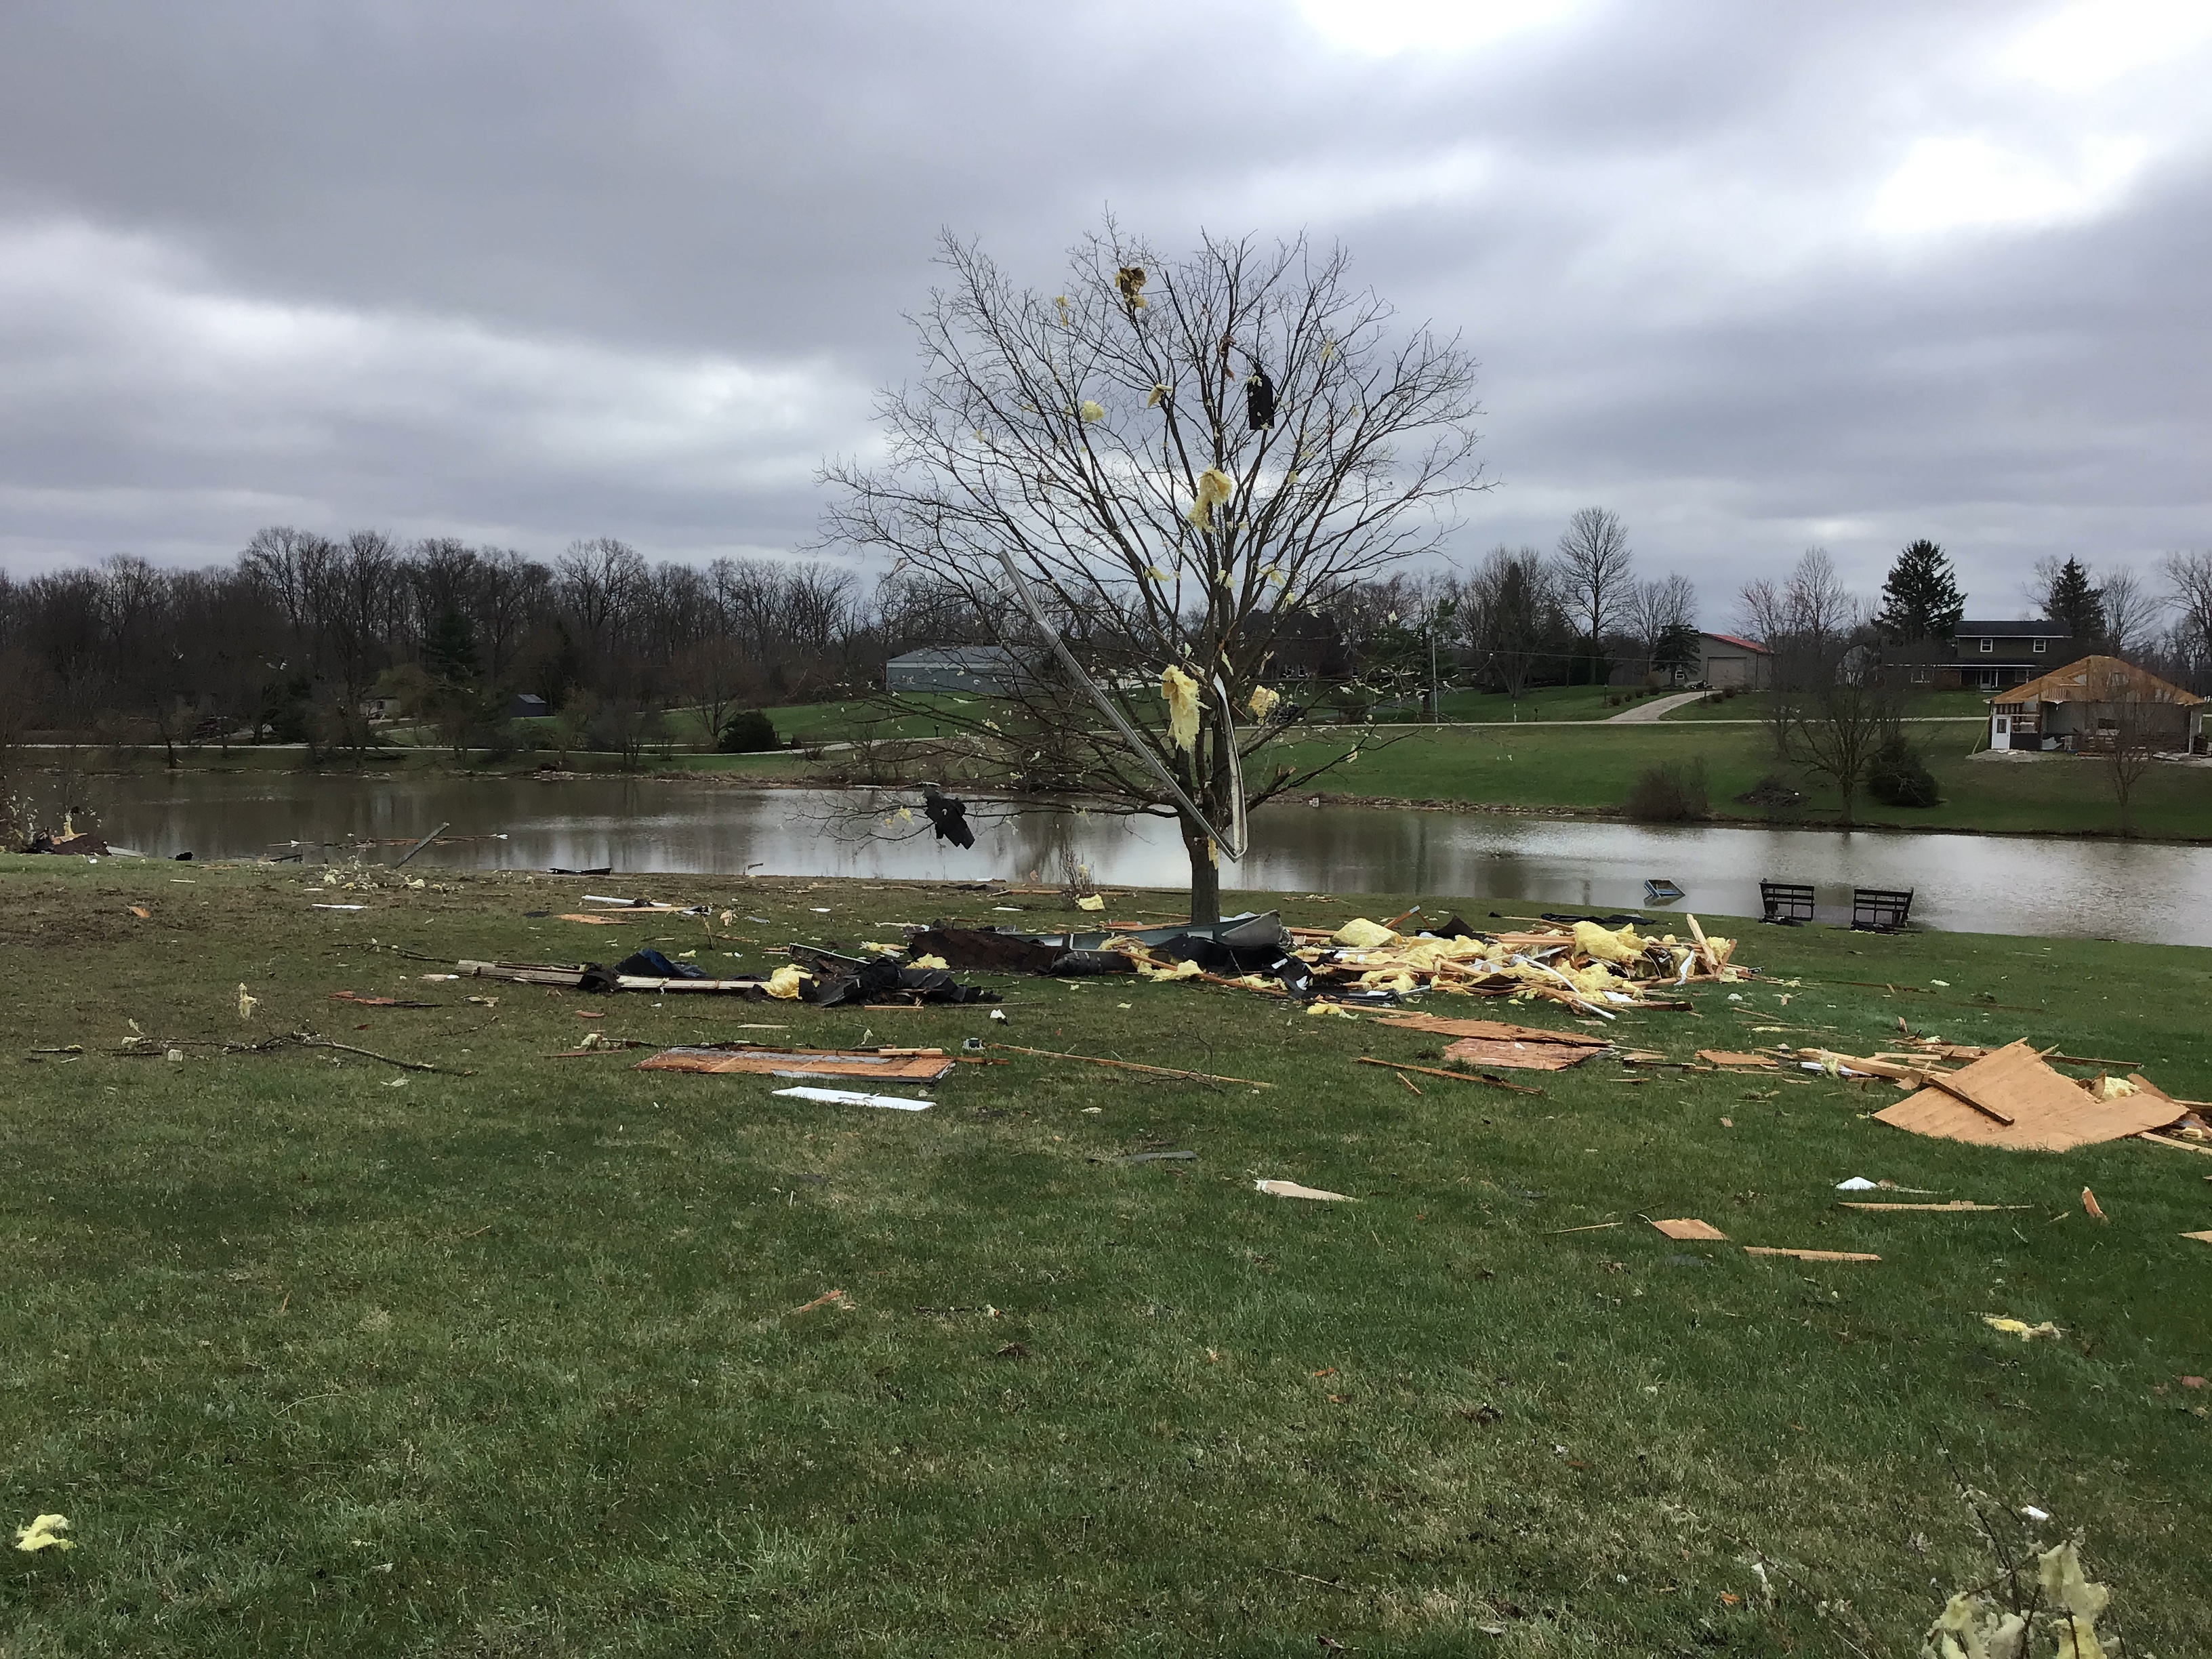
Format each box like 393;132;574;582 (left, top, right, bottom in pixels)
1187;467;1235;530
1331;918;1399;949
1160;665;1202;752
1139;958;1204;981
1358;969;1418;995
909;954;950;970
1924;1593;2027;1659
764;964;810;1000
1079;400;1105;423
1572;920;1648;964
1248;684;1281;721
1306;1001;1359;1018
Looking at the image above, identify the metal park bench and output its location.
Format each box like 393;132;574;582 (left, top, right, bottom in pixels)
1851;887;1915;933
1759;880;1816;926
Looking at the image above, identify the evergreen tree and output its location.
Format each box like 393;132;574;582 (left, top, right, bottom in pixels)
2041;557;2104;643
1874;539;1965;643
424;608;480;683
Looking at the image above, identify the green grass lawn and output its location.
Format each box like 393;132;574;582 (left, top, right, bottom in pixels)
2;858;2208;1654
1264;722;2212;840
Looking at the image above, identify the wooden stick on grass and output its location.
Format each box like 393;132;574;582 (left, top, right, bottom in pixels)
989;1044;1273;1088
1356;1056;1544;1096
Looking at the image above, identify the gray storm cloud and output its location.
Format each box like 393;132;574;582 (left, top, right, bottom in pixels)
1;0;2206;619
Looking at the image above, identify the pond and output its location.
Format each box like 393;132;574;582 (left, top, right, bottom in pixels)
79;770;2212;947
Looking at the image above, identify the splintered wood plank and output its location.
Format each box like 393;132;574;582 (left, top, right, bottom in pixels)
1873;1042;2186;1151
1839;1201;2028;1212
1650;1218;1728;1241
1743;1247;1881;1263
1696;1050;1778;1069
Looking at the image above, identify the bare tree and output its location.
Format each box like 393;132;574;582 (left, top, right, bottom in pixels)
2165;551;2212;653
1734;576;1786;647
1779;676;1902;826
1626;572;1697;680
2097;565;2163;659
820;222;1489;920
1466;546;1560;701
1553;508;1633;684
2105;693;2159;836
672;636;749;748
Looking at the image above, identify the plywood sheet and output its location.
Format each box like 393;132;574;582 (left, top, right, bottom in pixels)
1374;1013;1605;1048
1872;1042;2184;1151
1650;1218;1728;1240
1440;1036;1594;1072
636;1047;954;1082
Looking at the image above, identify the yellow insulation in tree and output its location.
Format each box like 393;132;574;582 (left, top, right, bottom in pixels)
1248;684;1281;721
1187;468;1234;529
1160;665;1202;752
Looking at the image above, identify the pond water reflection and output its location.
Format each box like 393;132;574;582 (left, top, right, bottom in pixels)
83;771;2212;946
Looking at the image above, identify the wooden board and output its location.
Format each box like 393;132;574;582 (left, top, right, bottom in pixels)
1744;1246;1881;1263
636;1048;954;1082
1441;1036;1595;1072
1650;1217;1728;1240
1697;1049;1778;1068
2183;1231;2212;1245
1839;1201;2026;1212
1373;1013;1605;1048
1873;1042;2185;1151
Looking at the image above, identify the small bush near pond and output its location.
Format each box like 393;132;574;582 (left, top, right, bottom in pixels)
1624;758;1709;821
717;709;781;753
1869;733;1941;806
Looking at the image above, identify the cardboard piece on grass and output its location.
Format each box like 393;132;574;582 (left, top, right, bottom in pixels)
772;1086;932;1112
1874;1042;2186;1151
1255;1179;1354;1202
1744;1246;1881;1263
637;1047;954;1082
1650;1218;1728;1241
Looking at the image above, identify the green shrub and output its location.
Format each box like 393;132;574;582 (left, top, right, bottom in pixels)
716;710;781;753
1623;758;1709;822
1868;734;1940;806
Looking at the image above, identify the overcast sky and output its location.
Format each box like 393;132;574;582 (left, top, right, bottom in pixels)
3;0;2207;624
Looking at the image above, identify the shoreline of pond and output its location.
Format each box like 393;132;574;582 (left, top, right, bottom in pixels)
36;757;2212;851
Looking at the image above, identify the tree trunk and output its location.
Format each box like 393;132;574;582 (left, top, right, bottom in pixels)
1181;815;1221;924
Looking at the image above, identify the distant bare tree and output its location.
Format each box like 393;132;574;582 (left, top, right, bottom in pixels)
1553;507;1634;684
2097;565;2164;658
1734;577;1786;647
672;636;749;748
821;221;1489;920
2105;693;2163;835
1626;572;1697;679
1736;549;1855;651
1466;546;1560;701
1778;674;1903;826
